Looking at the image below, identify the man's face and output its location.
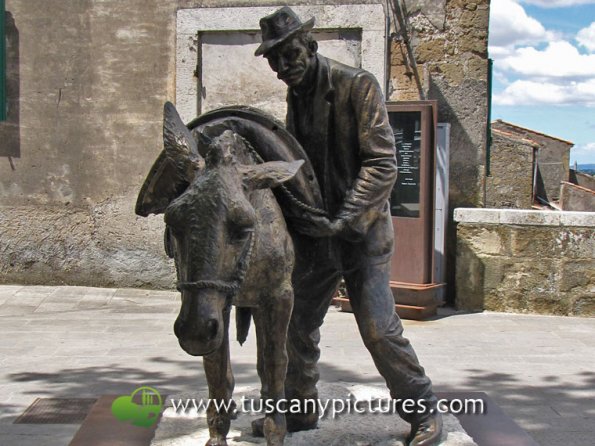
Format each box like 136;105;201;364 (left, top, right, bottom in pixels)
264;36;315;88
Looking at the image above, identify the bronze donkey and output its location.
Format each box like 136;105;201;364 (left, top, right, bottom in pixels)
137;103;313;446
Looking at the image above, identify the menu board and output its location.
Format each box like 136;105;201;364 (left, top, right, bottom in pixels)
389;111;421;218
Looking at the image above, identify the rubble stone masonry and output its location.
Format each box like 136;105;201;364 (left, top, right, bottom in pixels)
455;208;595;317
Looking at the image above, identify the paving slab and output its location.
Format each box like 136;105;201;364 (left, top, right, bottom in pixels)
0;286;593;446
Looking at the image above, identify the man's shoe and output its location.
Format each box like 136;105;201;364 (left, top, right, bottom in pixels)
408;413;443;446
251;414;318;437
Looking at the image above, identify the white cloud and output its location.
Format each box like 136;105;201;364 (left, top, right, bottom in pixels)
489;46;515;59
491;0;595;107
493;69;511;85
489;0;549;48
571;142;595;164
498;41;595;78
493;79;595;106
520;0;595;7
577;22;595;52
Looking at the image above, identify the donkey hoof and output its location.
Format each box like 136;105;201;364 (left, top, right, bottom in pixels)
205;438;228;446
251;417;265;437
252;414;316;437
263;416;287;446
265;432;286;446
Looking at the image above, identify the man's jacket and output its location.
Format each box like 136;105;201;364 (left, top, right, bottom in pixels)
286;54;398;260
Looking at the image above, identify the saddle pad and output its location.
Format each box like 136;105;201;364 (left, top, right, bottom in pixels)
136;106;323;218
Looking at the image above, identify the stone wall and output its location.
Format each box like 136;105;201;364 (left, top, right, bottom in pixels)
485;129;536;209
0;0;177;288
455;208;595;317
560;182;595;212
570;169;595;191
387;0;490;301
492;120;572;202
389;0;490;209
0;0;490;290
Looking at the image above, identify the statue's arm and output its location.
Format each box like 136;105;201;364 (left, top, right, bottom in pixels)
335;72;397;236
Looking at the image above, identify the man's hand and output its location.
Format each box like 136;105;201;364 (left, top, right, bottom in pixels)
292;215;345;238
294;215;353;239
294;215;334;237
327;218;347;236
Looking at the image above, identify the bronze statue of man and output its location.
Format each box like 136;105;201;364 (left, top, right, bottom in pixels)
254;7;442;446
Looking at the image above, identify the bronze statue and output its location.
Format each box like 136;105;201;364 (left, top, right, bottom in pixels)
136;102;319;446
253;7;443;446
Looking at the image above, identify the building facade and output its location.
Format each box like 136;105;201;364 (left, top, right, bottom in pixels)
491;119;573;205
0;1;490;298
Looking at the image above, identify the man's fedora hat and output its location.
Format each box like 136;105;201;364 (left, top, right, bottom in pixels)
255;7;315;56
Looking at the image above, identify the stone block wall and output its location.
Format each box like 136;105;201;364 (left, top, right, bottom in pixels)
492;120;572;202
388;1;490;301
485;130;536;209
389;0;490;209
455;208;595;317
560;182;595;212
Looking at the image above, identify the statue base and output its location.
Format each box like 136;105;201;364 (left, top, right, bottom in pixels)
151;383;477;446
68;386;539;446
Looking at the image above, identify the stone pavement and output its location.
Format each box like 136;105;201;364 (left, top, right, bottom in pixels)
0;285;593;446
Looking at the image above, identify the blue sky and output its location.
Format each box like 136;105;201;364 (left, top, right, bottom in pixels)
489;0;595;165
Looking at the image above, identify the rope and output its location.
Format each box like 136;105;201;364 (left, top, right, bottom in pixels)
176;230;255;297
175;132;326;296
242;137;328;217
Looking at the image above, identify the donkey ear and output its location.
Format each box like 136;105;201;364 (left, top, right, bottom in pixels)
163;102;204;182
195;129;213;153
240;160;304;190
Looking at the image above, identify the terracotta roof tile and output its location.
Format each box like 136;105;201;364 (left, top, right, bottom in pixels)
492;120;574;146
492;127;541;148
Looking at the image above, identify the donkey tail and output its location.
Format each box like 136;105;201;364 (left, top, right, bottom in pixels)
236;307;252;346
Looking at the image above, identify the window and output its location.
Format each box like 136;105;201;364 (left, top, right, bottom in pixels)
0;0;6;122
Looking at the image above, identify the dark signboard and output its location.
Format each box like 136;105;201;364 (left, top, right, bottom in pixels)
389;111;421;218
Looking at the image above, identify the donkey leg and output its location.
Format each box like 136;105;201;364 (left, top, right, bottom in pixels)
253;284;293;446
203;307;235;446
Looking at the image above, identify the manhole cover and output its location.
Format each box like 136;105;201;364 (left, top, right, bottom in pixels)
14;398;97;424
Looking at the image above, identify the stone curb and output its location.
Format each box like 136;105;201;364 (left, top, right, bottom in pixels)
453;208;595;227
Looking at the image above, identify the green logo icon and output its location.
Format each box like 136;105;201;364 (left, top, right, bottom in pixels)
111;386;163;427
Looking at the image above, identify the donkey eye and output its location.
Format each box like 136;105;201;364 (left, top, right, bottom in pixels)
228;224;253;243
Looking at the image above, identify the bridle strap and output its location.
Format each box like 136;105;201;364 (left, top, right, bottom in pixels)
177;280;238;294
176;230;255;297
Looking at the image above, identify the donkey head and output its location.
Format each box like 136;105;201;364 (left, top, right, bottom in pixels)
161;103;302;356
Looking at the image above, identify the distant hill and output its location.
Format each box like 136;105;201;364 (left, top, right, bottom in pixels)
577;164;595;176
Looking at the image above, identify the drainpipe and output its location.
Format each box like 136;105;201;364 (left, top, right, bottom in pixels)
486;59;493;178
532;148;539;205
390;0;425;100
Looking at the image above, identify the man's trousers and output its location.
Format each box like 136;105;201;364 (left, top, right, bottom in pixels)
284;233;437;424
